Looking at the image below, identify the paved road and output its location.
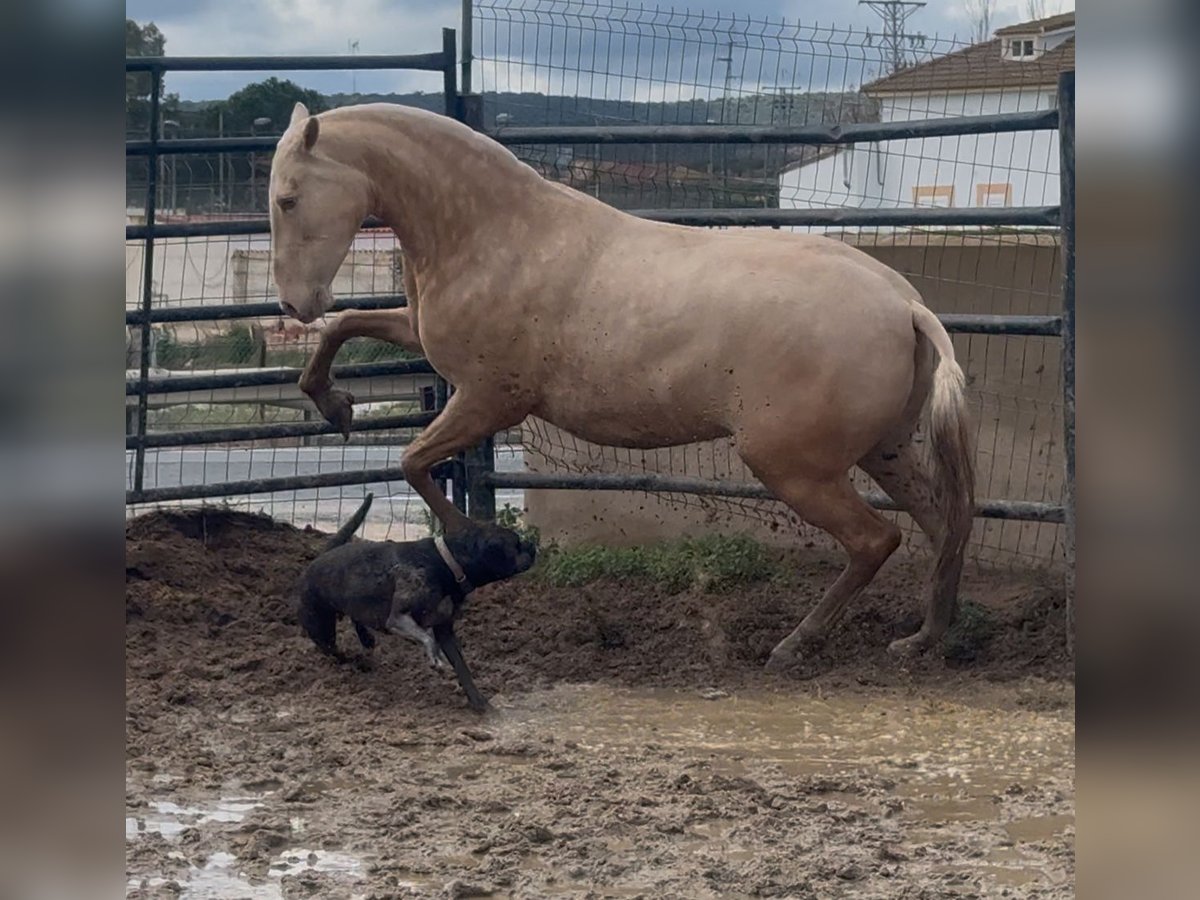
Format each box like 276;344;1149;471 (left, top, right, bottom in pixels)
126;445;527;536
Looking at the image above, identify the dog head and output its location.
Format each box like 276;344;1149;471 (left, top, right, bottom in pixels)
445;522;537;589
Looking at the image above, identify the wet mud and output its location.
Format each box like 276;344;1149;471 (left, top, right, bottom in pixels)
127;508;1074;898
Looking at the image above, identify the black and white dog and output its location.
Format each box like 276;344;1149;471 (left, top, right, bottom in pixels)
297;494;536;710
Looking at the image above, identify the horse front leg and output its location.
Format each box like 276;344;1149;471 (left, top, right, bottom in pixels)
401;390;525;532
299;308;423;438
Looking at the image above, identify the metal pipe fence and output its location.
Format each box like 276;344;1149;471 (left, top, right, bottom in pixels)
125;6;1073;591
125;32;462;517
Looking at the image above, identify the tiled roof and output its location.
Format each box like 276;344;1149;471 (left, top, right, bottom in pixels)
863;13;1074;95
995;12;1075;35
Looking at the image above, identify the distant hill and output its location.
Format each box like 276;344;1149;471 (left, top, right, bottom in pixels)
155;88;878;213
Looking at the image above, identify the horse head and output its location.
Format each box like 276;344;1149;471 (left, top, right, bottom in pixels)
269;102;373;323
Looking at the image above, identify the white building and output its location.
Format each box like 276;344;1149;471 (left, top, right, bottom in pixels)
779;12;1075;220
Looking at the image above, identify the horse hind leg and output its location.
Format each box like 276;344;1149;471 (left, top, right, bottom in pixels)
749;468;902;671
859;434;966;656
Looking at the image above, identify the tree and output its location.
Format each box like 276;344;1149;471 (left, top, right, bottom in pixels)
126;19;164;103
1026;0;1048;20
126;19;179;136
219;78;329;135
962;0;997;44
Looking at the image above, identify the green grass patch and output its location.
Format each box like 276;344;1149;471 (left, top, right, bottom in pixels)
156;328;420;371
941;600;996;662
535;533;782;594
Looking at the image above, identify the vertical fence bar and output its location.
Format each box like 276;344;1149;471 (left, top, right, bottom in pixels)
1058;70;1076;653
456;92;497;523
461;0;473;95
134;66;163;494
442;28;458;117
434;28;460;514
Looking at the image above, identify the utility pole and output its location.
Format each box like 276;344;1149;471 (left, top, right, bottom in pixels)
217;108;223;211
349;39;360;96
859;1;926;74
715;38;739;206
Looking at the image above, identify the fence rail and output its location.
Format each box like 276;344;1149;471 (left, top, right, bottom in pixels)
483;471;1065;523
129;204;1058;242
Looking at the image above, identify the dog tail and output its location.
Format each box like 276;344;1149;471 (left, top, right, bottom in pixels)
324;493;373;551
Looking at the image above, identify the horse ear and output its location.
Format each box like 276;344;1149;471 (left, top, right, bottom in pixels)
302;116;320;152
290;102;309;126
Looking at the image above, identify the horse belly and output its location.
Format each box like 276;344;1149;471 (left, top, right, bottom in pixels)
533;387;730;450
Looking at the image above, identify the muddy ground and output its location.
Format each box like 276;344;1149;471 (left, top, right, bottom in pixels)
126;509;1074;899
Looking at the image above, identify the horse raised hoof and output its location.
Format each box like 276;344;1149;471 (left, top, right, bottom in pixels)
312;386;355;439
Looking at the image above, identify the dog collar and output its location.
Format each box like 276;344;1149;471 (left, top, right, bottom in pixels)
434;535;473;594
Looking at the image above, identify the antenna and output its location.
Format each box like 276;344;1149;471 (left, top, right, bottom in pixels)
858;1;926;74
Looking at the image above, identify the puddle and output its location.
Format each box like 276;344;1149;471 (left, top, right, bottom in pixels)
499;683;1070;778
495;683;1073;823
1005;813;1075;842
126;796;263;839
127;847;370;899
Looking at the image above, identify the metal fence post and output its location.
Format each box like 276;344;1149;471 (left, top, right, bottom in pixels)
1058;70;1075;654
454;91;497;523
461;0;473;95
134;66;163;494
433;27;460;514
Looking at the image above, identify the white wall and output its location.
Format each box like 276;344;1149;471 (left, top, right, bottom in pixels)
779;86;1060;221
125;229;402;311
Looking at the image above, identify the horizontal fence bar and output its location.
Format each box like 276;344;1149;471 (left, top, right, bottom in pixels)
128;206;1057;242
127;136;282;157
127;109;1058;157
489;109;1059;146
126;218;292;240
940;314;1061;336
126;295;406;326
124;53;448;73
634;206;1060;228
483;471;1064;524
126;300;1059;338
126;359;433;397
126;411;438;450
125;462;452;506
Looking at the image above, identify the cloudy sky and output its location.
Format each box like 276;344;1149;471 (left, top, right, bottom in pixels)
127;0;1073;102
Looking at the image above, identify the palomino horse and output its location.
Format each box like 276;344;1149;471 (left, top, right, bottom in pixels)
269;102;975;668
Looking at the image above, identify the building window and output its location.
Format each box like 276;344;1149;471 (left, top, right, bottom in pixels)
913;185;955;208
1007;37;1036;59
975;182;1013;207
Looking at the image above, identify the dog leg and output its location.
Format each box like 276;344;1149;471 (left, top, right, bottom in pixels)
353;621;377;650
433;623;489;712
387;612;445;669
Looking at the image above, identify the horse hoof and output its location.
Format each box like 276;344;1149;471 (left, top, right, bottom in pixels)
764;649;793;673
887;633;932;659
314;387;355;438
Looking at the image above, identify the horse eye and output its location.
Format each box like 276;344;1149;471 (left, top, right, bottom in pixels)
278;197;297;212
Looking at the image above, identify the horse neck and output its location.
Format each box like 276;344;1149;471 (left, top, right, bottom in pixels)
339;112;537;273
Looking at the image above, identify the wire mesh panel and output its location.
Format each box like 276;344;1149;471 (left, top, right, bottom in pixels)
474;0;1071;569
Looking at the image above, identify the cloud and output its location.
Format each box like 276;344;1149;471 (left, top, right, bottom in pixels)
127;0;459;99
127;0;1074;102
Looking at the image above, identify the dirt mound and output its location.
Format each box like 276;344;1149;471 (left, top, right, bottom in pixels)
126;508;1070;721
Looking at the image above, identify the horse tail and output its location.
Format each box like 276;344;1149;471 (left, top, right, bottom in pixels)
910;304;976;565
325;493;374;550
